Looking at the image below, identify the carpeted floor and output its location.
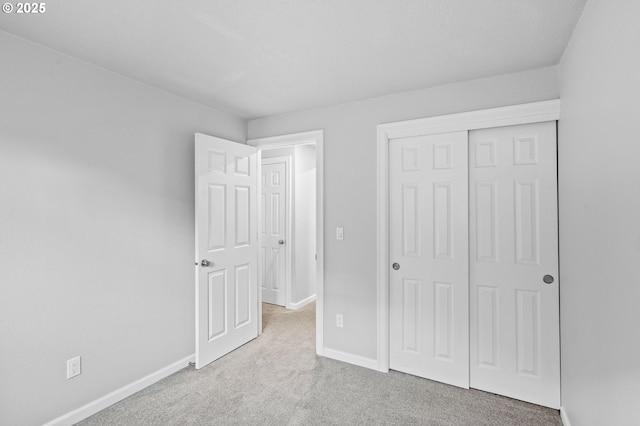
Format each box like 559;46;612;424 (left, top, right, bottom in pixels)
79;302;562;425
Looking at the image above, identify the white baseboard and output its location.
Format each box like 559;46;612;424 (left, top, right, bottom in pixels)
44;354;194;426
322;347;379;371
288;294;316;310
560;407;571;426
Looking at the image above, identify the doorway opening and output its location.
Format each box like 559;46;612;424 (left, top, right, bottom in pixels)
260;147;316;310
248;130;324;356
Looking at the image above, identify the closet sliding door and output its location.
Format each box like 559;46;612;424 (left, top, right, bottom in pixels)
387;120;560;408
469;121;560;409
388;131;469;389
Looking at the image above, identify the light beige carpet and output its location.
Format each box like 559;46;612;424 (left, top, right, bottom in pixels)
79;302;561;425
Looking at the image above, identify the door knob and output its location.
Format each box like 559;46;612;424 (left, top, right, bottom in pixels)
200;259;213;267
543;275;554;284
392;263;400;270
278;240;285;245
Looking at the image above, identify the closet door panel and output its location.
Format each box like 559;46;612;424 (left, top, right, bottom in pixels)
469;121;560;409
389;131;469;389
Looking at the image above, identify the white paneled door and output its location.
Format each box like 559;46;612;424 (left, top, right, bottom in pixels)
389;131;470;388
194;134;259;369
469;122;560;408
260;158;288;306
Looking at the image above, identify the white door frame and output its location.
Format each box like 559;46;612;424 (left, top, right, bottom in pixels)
248;130;325;355
376;100;561;372
260;155;293;308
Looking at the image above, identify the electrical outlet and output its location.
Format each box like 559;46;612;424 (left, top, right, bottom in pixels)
336;314;344;328
67;356;82;379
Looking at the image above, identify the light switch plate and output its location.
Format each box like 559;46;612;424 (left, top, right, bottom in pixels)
336;227;344;240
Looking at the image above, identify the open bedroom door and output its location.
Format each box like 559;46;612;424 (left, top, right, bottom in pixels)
194;133;259;369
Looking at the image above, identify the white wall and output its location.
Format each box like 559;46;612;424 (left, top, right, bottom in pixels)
249;67;560;359
293;145;317;303
261;145;316;305
558;1;640;424
0;32;246;426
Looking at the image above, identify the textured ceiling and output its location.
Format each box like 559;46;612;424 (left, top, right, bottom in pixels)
0;0;586;119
